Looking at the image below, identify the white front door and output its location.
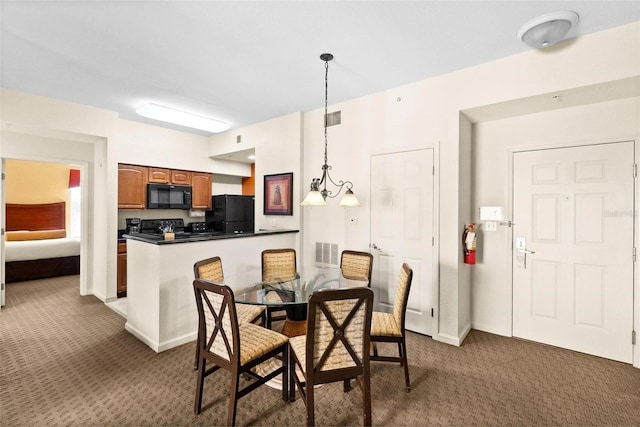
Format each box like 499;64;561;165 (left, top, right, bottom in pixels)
370;149;434;336
512;142;634;363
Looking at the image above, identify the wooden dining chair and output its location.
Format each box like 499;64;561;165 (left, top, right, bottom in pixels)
192;278;289;426
261;248;297;329
370;263;414;392
340;250;373;286
193;256;266;370
289;287;374;426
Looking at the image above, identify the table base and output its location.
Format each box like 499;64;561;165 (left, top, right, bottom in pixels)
282;319;306;337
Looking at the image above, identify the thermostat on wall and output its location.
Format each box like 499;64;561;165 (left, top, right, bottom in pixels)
479;206;504;221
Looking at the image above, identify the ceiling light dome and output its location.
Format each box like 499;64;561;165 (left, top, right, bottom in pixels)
517;11;579;49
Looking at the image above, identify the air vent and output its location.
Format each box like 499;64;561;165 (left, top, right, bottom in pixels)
325;111;341;127
315;242;339;266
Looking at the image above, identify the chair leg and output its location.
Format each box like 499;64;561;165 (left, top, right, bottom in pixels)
343;379;352;392
372;342;379;357
362;374;372;426
281;344;289;402
228;371;240;426
306;380;315;426
399;338;410;392
193;359;205;414
193;337;200;371
289;351;296;402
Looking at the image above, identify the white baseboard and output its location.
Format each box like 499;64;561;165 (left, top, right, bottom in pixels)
125;322;160;353
158;332;197;353
471;322;511;337
91;289;108;302
125;322;196;353
434;323;471;347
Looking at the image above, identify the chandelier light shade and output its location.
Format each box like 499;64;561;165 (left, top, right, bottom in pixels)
301;53;361;207
517;11;579;49
300;178;327;206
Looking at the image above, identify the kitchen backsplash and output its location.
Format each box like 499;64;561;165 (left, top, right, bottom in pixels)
117;209;197;230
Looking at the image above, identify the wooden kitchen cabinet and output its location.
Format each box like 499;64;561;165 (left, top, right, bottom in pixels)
119;163;207;210
171;169;192;185
118;164;148;209
191;172;213;209
148;167;192;185
117;241;127;297
148;167;171;183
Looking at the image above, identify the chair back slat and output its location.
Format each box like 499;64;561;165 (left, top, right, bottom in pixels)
340;251;373;285
194;279;239;365
306;287;373;378
393;263;413;330
194;256;224;282
262;248;297;283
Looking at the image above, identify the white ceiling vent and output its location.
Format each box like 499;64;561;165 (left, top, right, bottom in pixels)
325;111;341;127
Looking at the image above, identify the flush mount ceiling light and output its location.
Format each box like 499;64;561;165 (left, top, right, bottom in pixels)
517;10;579;49
301;53;360;207
136;103;230;133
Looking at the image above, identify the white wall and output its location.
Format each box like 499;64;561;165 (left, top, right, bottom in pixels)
471;97;640;336
208;21;640;345
0;91;116;301
209;112;303;236
1;21;638;349
211;174;243;195
0;91;248;301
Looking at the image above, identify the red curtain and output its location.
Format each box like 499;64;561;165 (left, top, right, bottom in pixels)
68;169;80;188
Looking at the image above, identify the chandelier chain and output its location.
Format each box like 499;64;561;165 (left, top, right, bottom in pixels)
300;52;359;206
324;59;329;168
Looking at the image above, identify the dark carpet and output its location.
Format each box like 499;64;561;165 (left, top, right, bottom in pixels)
1;276;639;426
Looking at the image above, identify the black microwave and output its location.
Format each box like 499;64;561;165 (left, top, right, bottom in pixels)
147;184;192;209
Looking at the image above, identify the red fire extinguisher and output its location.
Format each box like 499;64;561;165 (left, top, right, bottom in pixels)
463;223;476;264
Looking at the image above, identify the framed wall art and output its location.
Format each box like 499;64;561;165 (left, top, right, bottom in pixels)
264;172;293;215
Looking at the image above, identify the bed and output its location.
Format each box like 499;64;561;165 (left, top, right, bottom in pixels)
4;202;80;283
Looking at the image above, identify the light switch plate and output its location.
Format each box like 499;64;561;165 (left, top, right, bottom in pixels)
485;221;498;232
479;206;505;221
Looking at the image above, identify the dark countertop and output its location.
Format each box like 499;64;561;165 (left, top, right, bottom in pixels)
124;229;299;245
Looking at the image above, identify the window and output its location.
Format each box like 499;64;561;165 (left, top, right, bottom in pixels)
69;187;81;238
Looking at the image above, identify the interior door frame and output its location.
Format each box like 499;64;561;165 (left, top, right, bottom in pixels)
1;159;5;309
507;138;638;368
369;145;440;339
1;156;89;298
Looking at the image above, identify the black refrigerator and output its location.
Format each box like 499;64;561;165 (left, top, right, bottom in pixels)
206;195;255;233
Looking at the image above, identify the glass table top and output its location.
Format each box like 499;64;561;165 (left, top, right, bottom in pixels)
229;265;368;306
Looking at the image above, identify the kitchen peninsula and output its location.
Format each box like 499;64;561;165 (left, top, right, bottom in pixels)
124;229;299;352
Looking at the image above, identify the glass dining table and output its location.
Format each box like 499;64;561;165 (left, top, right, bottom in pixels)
231;265;369;336
225;265;368;389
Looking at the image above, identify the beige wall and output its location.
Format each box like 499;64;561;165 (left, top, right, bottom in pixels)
209;112;303;233
471;97;640;336
5;159;76;230
1;21;638;358
207;21;640;347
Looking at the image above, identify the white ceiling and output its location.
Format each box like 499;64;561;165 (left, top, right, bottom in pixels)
2;1;639;139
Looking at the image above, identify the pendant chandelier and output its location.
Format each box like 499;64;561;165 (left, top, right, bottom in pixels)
301;53;360;207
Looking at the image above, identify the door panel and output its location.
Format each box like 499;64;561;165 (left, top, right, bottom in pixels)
370;149;434;335
513;142;634;363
